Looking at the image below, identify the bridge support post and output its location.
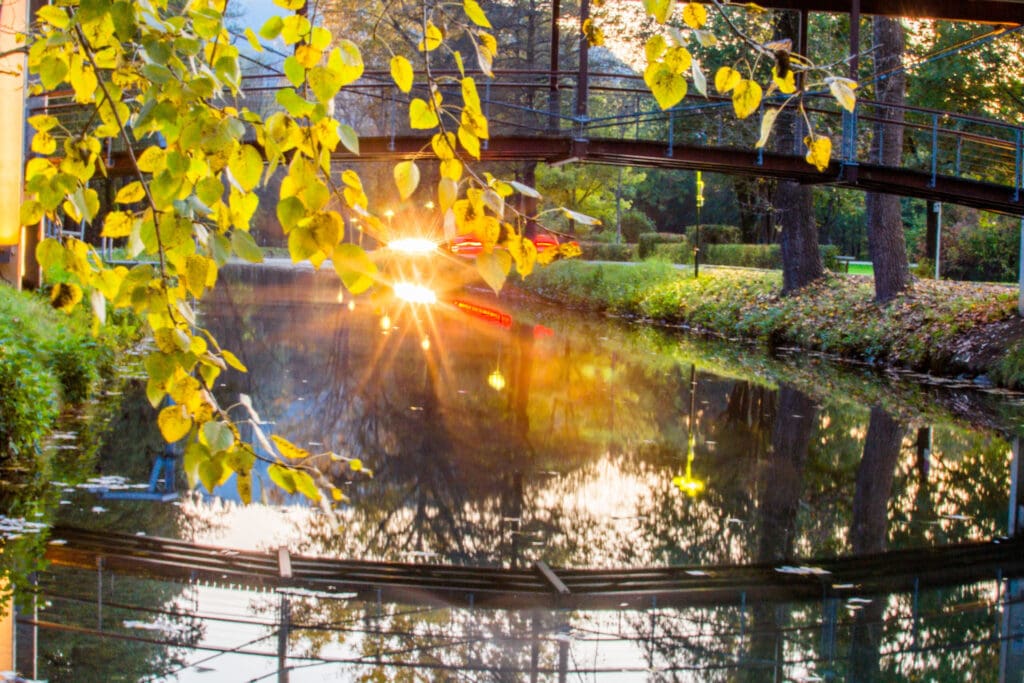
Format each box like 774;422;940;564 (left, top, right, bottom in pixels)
1002;578;1024;683
1019;218;1024;316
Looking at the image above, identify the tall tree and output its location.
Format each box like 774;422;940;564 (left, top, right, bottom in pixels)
865;18;911;301
772;11;824;294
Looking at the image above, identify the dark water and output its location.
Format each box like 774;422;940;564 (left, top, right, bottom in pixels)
17;263;1024;681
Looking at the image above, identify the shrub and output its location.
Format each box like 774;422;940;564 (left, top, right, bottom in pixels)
578;242;636;261
703;244;781;268
638;232;688;258
0;346;59;460
688;224;742;247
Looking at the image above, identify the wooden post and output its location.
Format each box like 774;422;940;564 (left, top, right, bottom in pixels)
0;0;29;289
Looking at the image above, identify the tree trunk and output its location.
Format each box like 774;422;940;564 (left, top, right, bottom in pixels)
772;11;823;294
866;17;911;302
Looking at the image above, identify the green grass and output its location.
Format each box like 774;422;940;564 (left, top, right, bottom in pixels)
520;260;1018;382
0;284;140;461
846;263;875;276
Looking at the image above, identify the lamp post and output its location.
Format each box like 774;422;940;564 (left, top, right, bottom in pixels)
693;171;705;278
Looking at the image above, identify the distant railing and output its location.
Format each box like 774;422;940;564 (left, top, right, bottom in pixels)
29;66;1024;202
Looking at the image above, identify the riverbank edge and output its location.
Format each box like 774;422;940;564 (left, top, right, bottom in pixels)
514;260;1024;389
0;284;142;461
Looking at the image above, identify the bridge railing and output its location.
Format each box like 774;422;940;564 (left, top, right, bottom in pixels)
28;68;1024;200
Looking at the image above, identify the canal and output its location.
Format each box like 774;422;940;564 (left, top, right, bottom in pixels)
8;262;1024;681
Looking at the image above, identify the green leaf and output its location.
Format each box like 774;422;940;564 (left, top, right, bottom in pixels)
276;88;315;118
268;464;297;494
20;200;43;226
183;441;210;490
229;144;263;192
199;457;227;493
283;56;305;88
338;124;359;155
476;250;511;294
390;55;414;93
292;470;321;502
332;243;377;294
201;420;235;453
231;229;264;263
259;16;284;40
394;160;420;200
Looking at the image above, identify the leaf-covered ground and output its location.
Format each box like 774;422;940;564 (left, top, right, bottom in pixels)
519;261;1024;386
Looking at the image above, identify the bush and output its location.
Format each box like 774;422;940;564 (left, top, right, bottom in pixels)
688;224;742;247
703;244;781;268
638;232;688;258
0;285;135;461
0;346;59;460
578;242;636;261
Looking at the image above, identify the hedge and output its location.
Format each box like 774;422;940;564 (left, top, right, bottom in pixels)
578;241;637;261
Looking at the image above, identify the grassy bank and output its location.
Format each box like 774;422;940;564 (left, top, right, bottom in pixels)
518;260;1024;385
0;284;139;460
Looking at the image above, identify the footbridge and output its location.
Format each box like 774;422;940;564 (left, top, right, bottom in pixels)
37;59;1024;217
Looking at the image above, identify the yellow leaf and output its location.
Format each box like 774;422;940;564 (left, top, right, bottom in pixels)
101;210;135;238
158;403;192;443
394;160;420;200
804;134;832;172
476;249;511;294
328;40;364;87
582;19;604;47
682;3;707;28
460;106;489;139
464;0;492;28
409;98;439;129
440;158;463;181
755;108;780;149
431;132;457;160
229;145;263;192
645;35;667;63
462;77;481;110
271;434;310;461
244;28;263;53
185;254;211;298
507;234;537;277
115;181;146;204
664;46;691;75
714;66;742;94
644;63;687;110
390;55;414;93
418;21;443;52
827;77;858;113
458;126;480;159
31;131;56;155
438;177;458;212
644;0;673;24
731;79;762;119
772;65;796;94
50;282;82;313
